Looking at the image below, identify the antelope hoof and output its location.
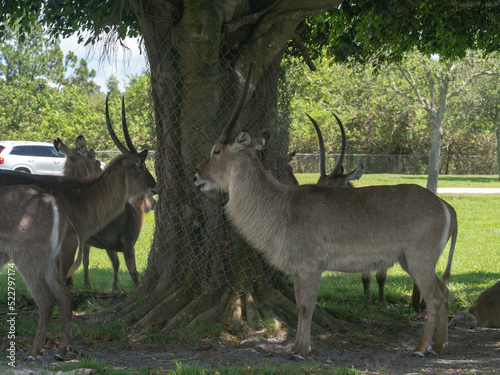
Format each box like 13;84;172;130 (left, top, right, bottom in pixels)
288;353;305;361
24;355;36;362
54;353;65;361
431;341;448;354
425;350;437;357
410;351;424;358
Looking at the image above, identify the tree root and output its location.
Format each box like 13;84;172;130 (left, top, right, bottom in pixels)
94;281;351;346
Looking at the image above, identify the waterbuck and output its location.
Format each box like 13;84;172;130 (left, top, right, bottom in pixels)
55;104;156;290
54;135;102;179
193;66;457;358
303;113;457;309
0;103;156;361
305;113;363;188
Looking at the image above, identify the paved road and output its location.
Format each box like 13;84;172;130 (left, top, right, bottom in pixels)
437;188;500;194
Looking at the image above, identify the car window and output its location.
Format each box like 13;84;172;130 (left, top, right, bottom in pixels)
0;146;4;153
32;146;55;157
10;145;31;155
35;146;64;158
8;145;65;158
49;147;66;158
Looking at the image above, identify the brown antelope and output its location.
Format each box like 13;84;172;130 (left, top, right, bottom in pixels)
302;114;454;309
194;66;457;358
293;115;387;301
54;109;156;290
285;150;299;185
0;101;156;361
54;135;102;179
0;186;78;362
305;113;363;188
307;114;392;303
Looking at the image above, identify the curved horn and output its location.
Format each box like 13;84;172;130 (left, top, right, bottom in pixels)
106;96;130;154
121;96;137;154
328;113;346;178
305;113;326;178
219;62;253;143
242;68;269;133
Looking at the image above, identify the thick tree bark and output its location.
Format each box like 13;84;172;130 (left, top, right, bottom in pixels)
426;123;442;193
426;85;448;193
495;110;500;180
100;0;343;339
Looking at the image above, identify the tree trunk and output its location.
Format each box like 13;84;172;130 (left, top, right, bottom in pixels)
426;117;443;193
426;80;448;193
495;110;500;180
99;0;344;340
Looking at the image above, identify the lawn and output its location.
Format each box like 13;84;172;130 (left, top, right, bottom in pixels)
1;174;499;309
297;172;500;187
294;174;500;317
0;174;499;374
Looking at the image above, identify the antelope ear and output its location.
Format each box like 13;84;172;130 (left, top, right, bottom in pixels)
138;150;148;163
254;130;271;151
231;131;252;151
76;135;88;156
53;138;62;152
345;164;364;182
126;150;148;166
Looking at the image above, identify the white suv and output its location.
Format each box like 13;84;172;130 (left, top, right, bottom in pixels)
0;141;66;175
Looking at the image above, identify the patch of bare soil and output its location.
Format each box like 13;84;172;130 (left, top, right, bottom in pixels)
3;295;500;374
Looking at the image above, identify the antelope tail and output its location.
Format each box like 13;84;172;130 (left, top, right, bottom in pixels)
66;221;83;278
442;226;457;285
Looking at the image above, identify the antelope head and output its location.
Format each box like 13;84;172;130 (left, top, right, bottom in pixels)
306;113;363;187
194;64;269;193
106;96;157;197
54;135;102;178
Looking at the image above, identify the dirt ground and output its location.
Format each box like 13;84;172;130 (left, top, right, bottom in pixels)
3;295;500;375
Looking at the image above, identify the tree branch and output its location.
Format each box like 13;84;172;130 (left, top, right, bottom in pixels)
223;0;342;41
447;71;500;99
384;69;419;103
399;67;432;110
291;34;317;71
222;2;280;37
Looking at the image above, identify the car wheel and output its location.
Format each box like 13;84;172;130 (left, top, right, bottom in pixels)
14;168;31;174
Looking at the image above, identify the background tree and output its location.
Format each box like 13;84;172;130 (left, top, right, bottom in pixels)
287;58;427;158
453;57;500;179
2;0;500;340
382;50;499;192
0;22;64;136
474;77;500;179
64;51;100;94
106;75;120;97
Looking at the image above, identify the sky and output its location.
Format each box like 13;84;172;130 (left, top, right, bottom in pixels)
59;34;147;92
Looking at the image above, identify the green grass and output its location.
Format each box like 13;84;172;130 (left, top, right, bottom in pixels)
296;174;500;320
1;174;499;374
0;358;362;375
69;210;155;293
177;318;226;342
296;172;500;187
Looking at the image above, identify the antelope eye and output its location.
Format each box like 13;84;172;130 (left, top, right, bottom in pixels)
213;149;221;155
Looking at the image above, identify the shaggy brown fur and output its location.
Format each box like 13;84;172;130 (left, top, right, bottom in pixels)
195;129;457;359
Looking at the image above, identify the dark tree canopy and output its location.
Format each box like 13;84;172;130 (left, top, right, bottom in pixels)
2;1;500;64
3;0;500;355
295;1;500;67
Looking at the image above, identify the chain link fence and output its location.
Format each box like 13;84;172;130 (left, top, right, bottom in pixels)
95;151;498;176
97;58;497;301
291;153;499;175
124;56;296;300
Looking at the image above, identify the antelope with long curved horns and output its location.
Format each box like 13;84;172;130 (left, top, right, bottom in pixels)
0;97;156;361
194;65;457;359
55;99;156;290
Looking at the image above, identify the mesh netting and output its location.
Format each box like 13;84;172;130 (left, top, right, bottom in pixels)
136;47;295;299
